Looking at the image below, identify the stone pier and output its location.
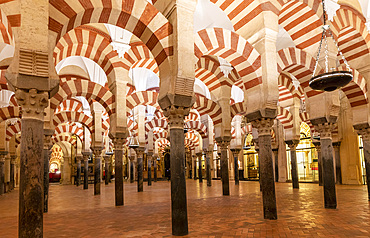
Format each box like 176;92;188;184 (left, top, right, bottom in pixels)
113;137;125;206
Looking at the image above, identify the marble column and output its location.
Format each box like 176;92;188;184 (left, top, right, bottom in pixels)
92;147;103;195
231;149;241;185
272;149;279;182
153;155;158;182
130;157;134;183
16;89;49;237
216;139;230;196
104;155;110;185
196;152;203;183
316;123;337;209
206;151;212;187
286;140;300;189
251;118;277;220
10;155;16;190
147;152;152;186
357;128;370;201
164;106;189;236
113;137;125;206
135;148;144;192
76;156;82;187
333;142;342;184
43;131;53;213
193;155;197;180
0;151;6;195
82;152;90;190
313;142;323;186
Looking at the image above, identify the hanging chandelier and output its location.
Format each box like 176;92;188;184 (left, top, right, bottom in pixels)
309;0;353;92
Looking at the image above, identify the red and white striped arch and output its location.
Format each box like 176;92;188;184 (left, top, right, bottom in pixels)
49;0;173;78
52;134;77;146
195;57;239;92
331;6;370;69
145;118;168;133
195;28;262;92
277;106;293;130
299;112;315;133
55;98;84;114
278;73;304;104
185;111;200;122
153;129;168;141
53;111;93;132
277;47;323;99
126;91;160;116
0;106;20;123
123;43;159;75
50;78;114;116
339;66;367;109
193;94;222;126
279;0;323;54
54;122;84;142
0;8;14;46
54;27;120;81
6;119;20;141
208;0;282;39
230;102;246;118
157;138;170;149
184;121;207;139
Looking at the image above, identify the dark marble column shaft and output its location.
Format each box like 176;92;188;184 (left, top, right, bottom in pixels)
130;159;134;183
287;140;300;189
136;149;144;192
363;140;370;201
147;155;152;186
10;157;15;190
197;153;203;183
153;157;158;182
272;149;279;182
333;142;342;184
113;137;125;206
93;148;102;195
76;158;81;187
43;144;51;213
193;156;197;180
169;126;188;236
216;140;230;196
104;156;109;185
0;155;5;195
206;152;212;187
19;118;44;238
314;143;323;186
320;137;337;209
231;149;240;185
82;153;89;190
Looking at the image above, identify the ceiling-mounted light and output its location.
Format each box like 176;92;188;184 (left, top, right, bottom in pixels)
309;0;352;92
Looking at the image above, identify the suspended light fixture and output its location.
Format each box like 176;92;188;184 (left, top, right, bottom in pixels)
309;0;352;92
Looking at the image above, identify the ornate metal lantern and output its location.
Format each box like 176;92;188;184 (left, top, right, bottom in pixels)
309;0;352;92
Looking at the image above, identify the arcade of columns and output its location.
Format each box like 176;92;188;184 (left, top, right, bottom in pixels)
0;0;370;237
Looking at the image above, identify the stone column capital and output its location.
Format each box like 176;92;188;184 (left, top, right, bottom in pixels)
76;156;83;161
196;152;203;157
357;127;370;142
230;148;241;156
92;147;104;157
147;152;153;157
286;139;300;150
112;137;126;150
134;147;145;157
250;118;274;136
215;137;231;150
314;123;336;140
43;133;53;150
332;141;341;148
0;151;8;162
103;155;111;161
15;88;49;120
163;105;190;129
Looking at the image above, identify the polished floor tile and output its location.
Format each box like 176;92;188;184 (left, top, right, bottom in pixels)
0;180;369;237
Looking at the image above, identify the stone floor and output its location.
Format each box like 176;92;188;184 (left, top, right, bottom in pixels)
0;180;369;237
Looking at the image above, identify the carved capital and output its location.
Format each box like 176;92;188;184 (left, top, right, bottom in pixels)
230;148;241;156
134;147;145;158
92;147;103;157
250;118;274;136
163;105;190;129
0;151;8;162
113;137;126;150
314;123;336;140
103;155;111;162
15;88;48;120
332;141;341;148
286;139;300;150
43;134;53;150
215;138;230;150
357;127;370;142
